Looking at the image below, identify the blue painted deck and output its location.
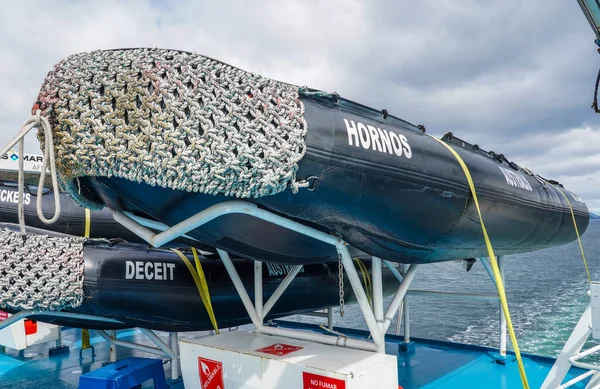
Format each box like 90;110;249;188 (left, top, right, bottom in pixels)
0;323;590;388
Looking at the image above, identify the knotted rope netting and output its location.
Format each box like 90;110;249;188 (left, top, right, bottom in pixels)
0;229;85;311
36;48;309;209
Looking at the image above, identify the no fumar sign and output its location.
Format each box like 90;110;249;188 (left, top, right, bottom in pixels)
302;372;346;389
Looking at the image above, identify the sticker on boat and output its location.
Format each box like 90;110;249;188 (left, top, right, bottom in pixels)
343;118;412;158
266;263;304;277
125;261;176;281
571;193;585;205
498;166;532;191
0;190;30;205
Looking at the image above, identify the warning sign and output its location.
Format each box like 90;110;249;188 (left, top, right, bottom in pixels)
254;343;303;357
198;357;224;389
303;372;346;389
0;311;8;321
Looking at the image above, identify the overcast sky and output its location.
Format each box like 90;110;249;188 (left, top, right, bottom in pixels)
1;1;599;211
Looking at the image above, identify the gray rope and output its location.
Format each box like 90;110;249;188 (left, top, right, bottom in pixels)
36;48;309;209
0;229;85;311
0;110;62;230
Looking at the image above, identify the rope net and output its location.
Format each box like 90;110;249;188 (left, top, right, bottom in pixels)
0;229;85;311
36;48;308;209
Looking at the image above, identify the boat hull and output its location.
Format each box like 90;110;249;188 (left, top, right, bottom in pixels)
4;241;395;331
80;94;589;264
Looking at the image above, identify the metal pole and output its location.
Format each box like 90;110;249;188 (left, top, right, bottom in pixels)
217;249;262;328
56;326;62;348
372;257;384;334
338;245;384;353
480;257;498;288
541;306;592;388
298;310;329;318
96;329;172;358
406;289;498;301
262;265;303;317
0;311;123;331
170;332;179;380
109;330;117;362
383;264;419;333
327;307;334;331
403;264;410;344
259;325;377;352
114;201;342;249
384;261;404;284
255;261;263;324
140;329;175;359
498;256;507;357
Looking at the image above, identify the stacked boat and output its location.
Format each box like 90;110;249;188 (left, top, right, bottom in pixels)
31;48;588;265
0;47;590;334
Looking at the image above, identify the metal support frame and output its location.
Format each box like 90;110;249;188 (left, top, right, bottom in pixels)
384;261;498;302
542;282;600;388
56;327;63;348
0;311;181;380
327;307;334;330
296;308;334;330
402;264;411;344
170;332;180;380
113;201;422;353
498;256;507;357
576;0;600;41
107;330;117;362
96;329;180;380
480;256;508;357
0;311;124;331
541;305;593;389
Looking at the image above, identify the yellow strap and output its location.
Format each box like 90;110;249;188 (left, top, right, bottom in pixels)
355;257;372;306
552;186;590;282
84;208;91;238
172;248;219;334
81;328;91;349
82;210;92;346
430;136;530;389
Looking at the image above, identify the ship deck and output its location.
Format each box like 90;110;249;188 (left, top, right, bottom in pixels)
0;321;588;389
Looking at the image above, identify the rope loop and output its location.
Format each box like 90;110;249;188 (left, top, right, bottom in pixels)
0;110;61;233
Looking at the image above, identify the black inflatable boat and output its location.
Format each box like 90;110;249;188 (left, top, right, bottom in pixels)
0;238;395;331
35;48;590;265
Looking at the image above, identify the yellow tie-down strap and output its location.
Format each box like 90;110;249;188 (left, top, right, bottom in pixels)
551;186;590;282
172;248;219;334
84;208;91;238
82;209;92;349
430;136;530;389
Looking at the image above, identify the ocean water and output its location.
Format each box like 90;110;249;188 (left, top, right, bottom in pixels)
288;220;600;358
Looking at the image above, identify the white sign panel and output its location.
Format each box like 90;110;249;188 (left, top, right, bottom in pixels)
0;152;45;173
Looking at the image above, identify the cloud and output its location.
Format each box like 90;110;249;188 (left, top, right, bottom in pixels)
0;0;599;211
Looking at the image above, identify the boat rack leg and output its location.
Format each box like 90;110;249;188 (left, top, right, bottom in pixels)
541;282;600;388
96;328;177;363
0;311;124;332
402;264;411;347
480;256;507;359
170;332;180;380
498;256;507;358
113;200;422;353
49;326;70;356
327;307;334;330
255;261;263;324
372;257;384;334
